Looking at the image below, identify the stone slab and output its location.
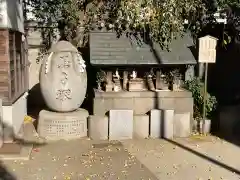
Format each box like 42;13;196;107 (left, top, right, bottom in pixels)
88;115;108;140
37;108;89;140
0;143;32;161
150;110;162;138
174;112;191;137
109;110;133;140
133;115;149;138
162;109;174;139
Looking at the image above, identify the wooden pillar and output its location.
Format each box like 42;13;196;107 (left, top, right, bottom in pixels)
185;65;195;81
105;71;113;92
123;71;128;90
156;70;161;90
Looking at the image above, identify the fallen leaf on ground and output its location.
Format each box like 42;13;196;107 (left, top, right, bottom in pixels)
64;175;71;180
33;148;39;152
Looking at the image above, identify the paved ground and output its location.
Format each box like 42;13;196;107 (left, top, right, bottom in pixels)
2;139;157;180
123;136;240;180
2;133;240;180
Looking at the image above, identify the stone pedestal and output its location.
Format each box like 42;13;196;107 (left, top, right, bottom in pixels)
133;115;149;138
37;108;89;140
129;78;146;91
113;77;122;91
150;109;162;138
146;77;155;91
162;109;174;139
105;83;113;92
156;71;168;90
88;115;108;140
106;72;113;92
174;112;191;137
109;110;133;140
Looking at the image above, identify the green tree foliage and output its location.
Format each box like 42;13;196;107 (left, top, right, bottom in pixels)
26;0;205;49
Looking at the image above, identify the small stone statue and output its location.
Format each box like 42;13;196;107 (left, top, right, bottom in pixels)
145;70;155;91
159;74;169;90
185;65;195;81
113;69;121;91
131;71;137;79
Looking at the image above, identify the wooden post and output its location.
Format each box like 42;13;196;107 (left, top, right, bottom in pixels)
198;35;218;134
123;71;128;90
202;63;208;134
156;70;161;90
105;71;113;92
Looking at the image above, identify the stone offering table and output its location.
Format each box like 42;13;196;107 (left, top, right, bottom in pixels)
93;89;193;117
93;90;193;138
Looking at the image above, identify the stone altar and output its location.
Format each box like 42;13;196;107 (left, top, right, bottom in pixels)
38;41;88;140
128;71;147;91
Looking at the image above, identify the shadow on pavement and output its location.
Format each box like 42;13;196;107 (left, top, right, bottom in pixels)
165;139;240;176
0;121;47;179
0;162;17;180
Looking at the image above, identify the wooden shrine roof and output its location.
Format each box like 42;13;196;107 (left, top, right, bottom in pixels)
89;31;197;66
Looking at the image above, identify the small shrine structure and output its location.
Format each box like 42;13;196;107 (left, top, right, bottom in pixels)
90;31;196;118
88;31;197;140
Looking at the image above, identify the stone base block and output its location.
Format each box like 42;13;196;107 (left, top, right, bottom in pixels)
133;115;149;138
105;84;113;92
88;115;108;140
150;109;162;138
37;108;89;140
109;110;133;140
174;112;191;137
162;109;174;139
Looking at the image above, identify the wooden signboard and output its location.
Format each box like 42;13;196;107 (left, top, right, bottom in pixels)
198;35;218;134
198;35;218;63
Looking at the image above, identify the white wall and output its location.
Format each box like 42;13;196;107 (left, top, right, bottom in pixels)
2;92;28;134
0;0;24;33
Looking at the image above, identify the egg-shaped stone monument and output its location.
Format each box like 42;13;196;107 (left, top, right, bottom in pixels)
37;41;89;140
40;41;87;112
